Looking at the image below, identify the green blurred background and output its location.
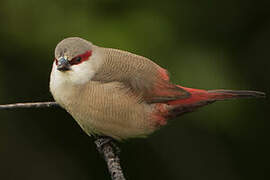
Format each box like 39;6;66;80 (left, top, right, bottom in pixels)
0;0;269;179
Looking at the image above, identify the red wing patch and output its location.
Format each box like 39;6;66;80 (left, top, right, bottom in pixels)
158;68;170;81
146;69;190;103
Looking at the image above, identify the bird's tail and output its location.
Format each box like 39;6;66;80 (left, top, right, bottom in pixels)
168;86;265;106
164;86;265;118
206;89;265;100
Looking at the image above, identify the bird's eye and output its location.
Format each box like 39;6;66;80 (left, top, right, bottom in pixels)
69;50;92;66
70;56;82;65
75;57;81;62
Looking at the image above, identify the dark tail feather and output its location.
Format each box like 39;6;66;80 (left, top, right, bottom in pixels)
169;86;266;106
207;89;266;100
166;87;265;119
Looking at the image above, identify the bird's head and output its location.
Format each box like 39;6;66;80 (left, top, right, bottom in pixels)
52;37;103;85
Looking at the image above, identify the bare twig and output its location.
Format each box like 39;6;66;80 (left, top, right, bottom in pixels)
95;137;126;180
0;102;59;109
0;101;126;180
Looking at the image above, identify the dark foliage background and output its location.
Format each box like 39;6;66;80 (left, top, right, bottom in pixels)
0;0;269;179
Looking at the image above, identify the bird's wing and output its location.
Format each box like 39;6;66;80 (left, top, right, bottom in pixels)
91;47;190;103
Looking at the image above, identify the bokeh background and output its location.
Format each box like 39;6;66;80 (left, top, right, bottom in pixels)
0;0;269;179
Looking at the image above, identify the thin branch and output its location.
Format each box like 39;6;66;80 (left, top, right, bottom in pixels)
0;101;126;180
95;137;126;180
0;102;59;110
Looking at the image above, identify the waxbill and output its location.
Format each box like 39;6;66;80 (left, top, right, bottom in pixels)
50;37;265;140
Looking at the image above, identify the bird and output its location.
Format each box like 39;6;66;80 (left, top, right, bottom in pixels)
50;37;265;141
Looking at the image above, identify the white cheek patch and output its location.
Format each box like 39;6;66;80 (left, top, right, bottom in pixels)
50;63;70;91
69;50;103;84
69;60;96;84
50;63;71;105
50;62;93;105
